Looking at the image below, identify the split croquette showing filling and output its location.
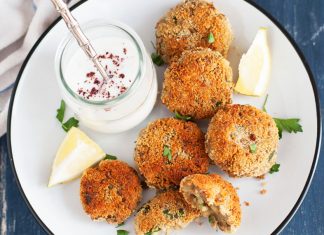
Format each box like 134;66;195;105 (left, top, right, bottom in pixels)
134;191;200;235
180;174;241;233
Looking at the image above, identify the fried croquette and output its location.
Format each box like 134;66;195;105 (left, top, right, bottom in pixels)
80;160;142;224
180;174;241;233
156;0;233;63
206;104;279;177
134;191;200;235
161;48;233;119
134;118;209;189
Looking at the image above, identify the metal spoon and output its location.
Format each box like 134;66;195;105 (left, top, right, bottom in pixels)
51;0;108;85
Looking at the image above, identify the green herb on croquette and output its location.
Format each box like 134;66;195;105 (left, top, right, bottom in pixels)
163;145;172;162
249;143;257;153
174;111;192;121
208;32;215;43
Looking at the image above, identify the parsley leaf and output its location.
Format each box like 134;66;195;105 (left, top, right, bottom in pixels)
208;215;215;224
116;222;125;228
104;154;117;160
56;100;65;123
249;143;257;153
117;230;129;235
150;41;156;50
273;118;303;139
269;163;280;174
62;117;79;132
174;111;192;121
208;32;215;43
145;228;161;235
163;145;172;162
151;53;164;66
262;94;269;112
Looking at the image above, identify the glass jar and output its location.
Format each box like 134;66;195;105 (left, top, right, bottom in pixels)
55;20;157;133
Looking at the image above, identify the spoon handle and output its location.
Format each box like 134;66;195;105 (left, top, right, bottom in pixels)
51;0;108;82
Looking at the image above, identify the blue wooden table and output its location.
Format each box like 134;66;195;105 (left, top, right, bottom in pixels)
0;0;323;234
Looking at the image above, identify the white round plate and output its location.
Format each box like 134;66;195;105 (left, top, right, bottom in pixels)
8;0;321;234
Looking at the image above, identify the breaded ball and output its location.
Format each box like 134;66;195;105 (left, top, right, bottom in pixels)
180;174;241;233
206;104;279;177
80;160;142;224
134;118;209;189
161;48;233;119
134;191;200;235
156;0;233;63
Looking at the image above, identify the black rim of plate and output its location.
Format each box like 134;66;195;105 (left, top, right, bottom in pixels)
6;0;322;234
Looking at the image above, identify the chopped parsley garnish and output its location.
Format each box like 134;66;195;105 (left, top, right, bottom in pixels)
178;208;185;217
268;151;276;161
249;143;257;153
208;215;215;224
208;32;215;43
163;208;185;219
56;100;65;123
145;227;161;235
163;145;172;161
273;118;303;139
269;163;280;174
104;154;117;160
151;52;164;66
117;230;129;235
215;101;222;107
262;94;269;112
62;117;79;132
56;100;79;132
174;111;192;121
116;222;125;228
260;95;303;139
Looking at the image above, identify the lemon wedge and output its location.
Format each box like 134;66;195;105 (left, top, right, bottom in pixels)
235;27;271;96
48;127;105;187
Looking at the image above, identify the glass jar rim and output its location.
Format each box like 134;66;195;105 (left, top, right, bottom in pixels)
55;19;146;106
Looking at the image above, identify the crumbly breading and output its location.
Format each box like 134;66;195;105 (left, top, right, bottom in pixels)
161;48;233;119
156;0;233;63
134;118;209;189
206;104;279;177
80;160;142;224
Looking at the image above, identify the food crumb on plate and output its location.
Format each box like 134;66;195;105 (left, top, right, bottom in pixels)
244;201;250;206
260;189;267;195
256;174;266;180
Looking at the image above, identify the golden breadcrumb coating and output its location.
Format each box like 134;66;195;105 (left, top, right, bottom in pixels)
161;48;233;119
180;174;241;233
206;104;279;177
134;191;200;235
134;118;209;189
156;0;233;63
80;160;142;224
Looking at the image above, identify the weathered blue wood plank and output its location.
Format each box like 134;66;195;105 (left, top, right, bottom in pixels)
1;0;323;234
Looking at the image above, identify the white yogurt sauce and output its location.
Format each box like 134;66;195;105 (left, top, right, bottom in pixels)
64;37;140;101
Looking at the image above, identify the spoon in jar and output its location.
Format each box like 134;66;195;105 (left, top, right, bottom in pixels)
51;0;108;86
